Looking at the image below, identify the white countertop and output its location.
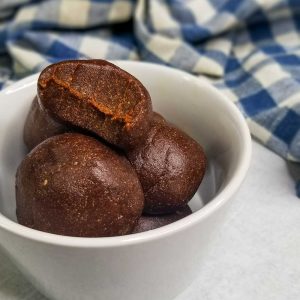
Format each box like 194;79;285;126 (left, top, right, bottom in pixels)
175;141;300;300
0;141;299;300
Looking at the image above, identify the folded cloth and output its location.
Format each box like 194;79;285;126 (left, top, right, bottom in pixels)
0;0;299;195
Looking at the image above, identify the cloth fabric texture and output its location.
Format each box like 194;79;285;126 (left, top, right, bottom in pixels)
0;0;299;195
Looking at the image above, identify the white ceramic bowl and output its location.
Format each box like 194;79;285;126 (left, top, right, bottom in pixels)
0;61;251;300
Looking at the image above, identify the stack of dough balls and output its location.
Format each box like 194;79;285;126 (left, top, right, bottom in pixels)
16;60;206;237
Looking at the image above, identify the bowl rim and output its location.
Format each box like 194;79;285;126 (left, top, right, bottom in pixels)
0;60;252;248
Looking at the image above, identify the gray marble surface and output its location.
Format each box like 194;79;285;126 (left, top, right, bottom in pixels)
0;141;299;300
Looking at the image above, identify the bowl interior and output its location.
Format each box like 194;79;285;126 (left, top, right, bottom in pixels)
0;62;246;228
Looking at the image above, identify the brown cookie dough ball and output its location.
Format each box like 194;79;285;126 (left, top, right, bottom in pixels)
37;59;152;150
23;97;69;151
16;133;144;237
127;115;206;214
133;206;192;234
152;112;167;124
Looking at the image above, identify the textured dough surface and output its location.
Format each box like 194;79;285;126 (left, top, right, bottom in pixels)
16;133;144;237
127;114;206;214
23;97;69;151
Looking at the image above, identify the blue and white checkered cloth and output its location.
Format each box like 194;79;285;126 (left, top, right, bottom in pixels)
0;0;299;196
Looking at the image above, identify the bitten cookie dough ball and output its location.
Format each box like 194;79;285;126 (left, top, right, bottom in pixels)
37;59;152;149
23;97;69;151
16;133;144;237
133;206;192;233
127;114;206;214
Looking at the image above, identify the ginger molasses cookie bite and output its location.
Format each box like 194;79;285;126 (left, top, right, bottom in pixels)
37;60;152;149
127;114;206;214
133;206;192;234
23;97;69;151
16;133;144;237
